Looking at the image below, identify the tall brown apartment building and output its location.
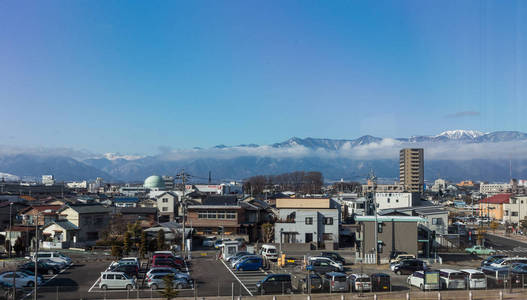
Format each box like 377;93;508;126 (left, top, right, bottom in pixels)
399;148;424;194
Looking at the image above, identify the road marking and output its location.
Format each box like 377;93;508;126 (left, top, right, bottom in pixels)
88;275;101;292
22;263;73;299
220;259;253;296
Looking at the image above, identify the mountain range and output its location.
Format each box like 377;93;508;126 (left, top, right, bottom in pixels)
1;130;527;183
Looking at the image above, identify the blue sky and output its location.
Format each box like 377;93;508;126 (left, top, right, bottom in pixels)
1;1;526;155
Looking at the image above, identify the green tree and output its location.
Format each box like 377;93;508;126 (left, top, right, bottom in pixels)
262;223;274;243
139;231;147;258
157;229;166;250
123;231;132;254
111;245;122;259
159;274;178;300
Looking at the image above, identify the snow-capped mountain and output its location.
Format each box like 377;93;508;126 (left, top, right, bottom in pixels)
435;130;486;140
1;130;527;182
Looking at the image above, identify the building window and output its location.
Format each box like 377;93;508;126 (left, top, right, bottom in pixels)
162;207;168;212
162;198;168;203
396;199;399;203
305;217;313;225
387;198;390;203
324;217;333;225
512;212;519;216
505;211;509;216
432;218;442;225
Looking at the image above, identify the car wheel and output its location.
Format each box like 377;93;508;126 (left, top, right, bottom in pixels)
48;269;54;275
407;278;411;285
472;252;477;256
151;284;158;290
176;283;183;289
101;284;108;290
397;270;401;275
126;284;133;290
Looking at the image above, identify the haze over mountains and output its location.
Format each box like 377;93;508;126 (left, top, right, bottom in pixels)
1;130;527;183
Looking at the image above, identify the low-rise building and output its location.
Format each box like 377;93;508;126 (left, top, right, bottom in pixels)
503;195;527;225
20;205;62;226
274;198;340;249
155;191;180;222
480;183;512;195
375;192;419;210
113;197;139;208
479;193;512;221
361;183;406;196
57;204;112;245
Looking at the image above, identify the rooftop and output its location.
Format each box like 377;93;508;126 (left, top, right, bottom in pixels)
480;193;512;204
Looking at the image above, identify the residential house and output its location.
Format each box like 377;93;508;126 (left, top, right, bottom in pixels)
0;201;28;231
479;193;512;221
20;205;62;226
503;195;527;225
41;220;79;246
155;191;180;222
355;215;426;264
117;207;158;223
274;198;340;249
56;204;112;244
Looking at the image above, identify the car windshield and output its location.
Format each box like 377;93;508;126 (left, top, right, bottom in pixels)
356;278;370;282
449;273;465;280
267;249;277;253
471;273;485;279
494;259;505;264
334;276;347;282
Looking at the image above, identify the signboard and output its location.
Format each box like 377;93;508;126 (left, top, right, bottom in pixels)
425;272;439;285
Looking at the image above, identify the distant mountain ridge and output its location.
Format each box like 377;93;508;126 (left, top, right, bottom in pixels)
1;130;527;182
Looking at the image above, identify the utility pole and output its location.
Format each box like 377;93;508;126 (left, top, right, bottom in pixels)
176;170;191;258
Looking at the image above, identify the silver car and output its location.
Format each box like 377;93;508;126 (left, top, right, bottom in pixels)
146;274;190;290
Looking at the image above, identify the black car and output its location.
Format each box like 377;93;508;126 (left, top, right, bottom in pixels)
481;255;507;267
392;259;425;275
18;261;60;275
320;252;346;265
109;264;139;279
256;274;292;295
370;273;391;291
297;273;323;293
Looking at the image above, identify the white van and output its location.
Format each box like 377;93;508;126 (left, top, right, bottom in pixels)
439;269;466;289
34;251;71;266
260;244;278;261
99;272;136;290
407;271;440;291
461;269;487;289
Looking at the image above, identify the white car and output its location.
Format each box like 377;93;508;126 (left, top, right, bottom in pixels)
490;257;527;268
34;251;71;266
0;271;42;288
407;271;439;291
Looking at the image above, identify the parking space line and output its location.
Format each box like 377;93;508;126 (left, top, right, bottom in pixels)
88;276;101;292
220;259;253;296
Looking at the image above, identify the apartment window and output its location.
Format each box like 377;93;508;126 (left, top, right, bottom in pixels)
512;212;519;217
305;217;313;225
505;211;509;216
324;217;333;225
162;207;168;212
162;198;168;203
226;210;237;219
387;198;390;203
432;218;442;225
198;211;207;218
396;199;399;203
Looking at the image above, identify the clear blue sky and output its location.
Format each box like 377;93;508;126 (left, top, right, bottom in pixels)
1;1;526;155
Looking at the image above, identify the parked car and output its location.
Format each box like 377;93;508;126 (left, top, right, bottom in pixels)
227;251;251;263
235;256;263;271
306;258;343;274
490;257;527;268
99;272;136;290
0;271;42;288
510;263;527;288
146;274;190;290
407;271;439;291
460;269;487;289
108;264;139;279
260;244;278;261
18;261;60;275
153;254;184;266
38;258;67;269
231;255;259;269
297;273;323;293
320;252;346;265
33;251;71;266
255;274;292;295
370;273;391;292
16;269;44;281
110;257;140;269
214;240;223;249
348;273;371;292
391;259;426;275
322;272;349;293
438;269;466;289
465;245;496;256
202;237;217;247
146;268;191;283
152;257;183;270
389;254;416;264
481;255;507;267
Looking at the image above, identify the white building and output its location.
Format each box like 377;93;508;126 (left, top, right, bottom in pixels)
42;175;55;186
480;183;512;195
430;179;447;193
156;191;181;221
375;192;418;210
66;181;88;189
185;184;224;195
504;195;527;225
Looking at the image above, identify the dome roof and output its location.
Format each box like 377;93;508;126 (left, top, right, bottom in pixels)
144;175;165;189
